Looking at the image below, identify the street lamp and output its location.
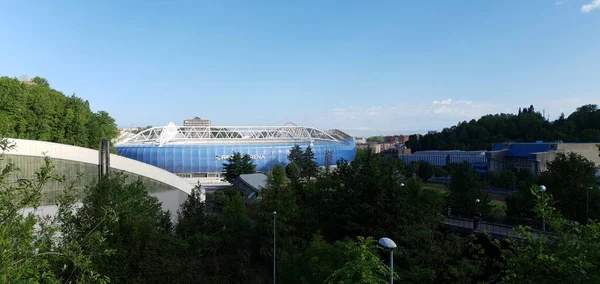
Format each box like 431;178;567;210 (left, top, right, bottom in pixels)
379;237;397;284
400;183;405;187
474;199;481;230
587;187;594;225
273;211;277;283
540;185;546;231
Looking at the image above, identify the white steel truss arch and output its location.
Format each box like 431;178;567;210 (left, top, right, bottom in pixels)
117;123;350;146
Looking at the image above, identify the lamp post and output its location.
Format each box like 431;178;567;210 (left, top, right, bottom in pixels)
540;185;546;231
273;211;277;283
474;199;481;230
379;237;397;284
587;187;594;225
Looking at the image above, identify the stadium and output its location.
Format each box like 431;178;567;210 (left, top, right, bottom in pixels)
115;122;356;176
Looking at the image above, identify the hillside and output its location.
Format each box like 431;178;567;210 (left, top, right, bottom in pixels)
0;76;118;149
406;104;600;151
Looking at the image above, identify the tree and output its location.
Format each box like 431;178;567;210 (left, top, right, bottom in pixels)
222;152;257;183
366;136;385;143
31;76;50;87
538;152;597;223
287;145;303;165
0;138;109;283
301;146;318;178
406;104;600;151
59;173;181;283
256;167;299;258
269;164;287;187
500;185;600;283
415;161;435;181
285;161;301;183
325;237;392;284
176;185;220;239
0;76;119;149
447;162;491;217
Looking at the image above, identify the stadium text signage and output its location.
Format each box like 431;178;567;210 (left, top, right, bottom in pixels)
215;154;267;161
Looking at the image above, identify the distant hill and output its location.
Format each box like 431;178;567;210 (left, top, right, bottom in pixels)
406;104;600;151
0;76;119;149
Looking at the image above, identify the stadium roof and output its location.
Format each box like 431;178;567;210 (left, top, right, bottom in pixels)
116;122;353;146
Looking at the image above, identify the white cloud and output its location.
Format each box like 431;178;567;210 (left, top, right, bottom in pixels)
581;0;600;13
278;97;600;137
317;98;496;135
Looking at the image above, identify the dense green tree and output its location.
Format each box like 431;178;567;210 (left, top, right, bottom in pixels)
270;164;287;187
222;152;257;183
447;162;491;217
59;173;182;284
0;138;109;283
406;104;600;151
287;144;303;165
325;237;392;284
366;136;385;143
301;145;318;178
414;160;435;181
538;152;598;223
175;185;221;239
256;167;299;258
501;186;600;283
31;76;50;87
285;161;301;183
0;76;118;148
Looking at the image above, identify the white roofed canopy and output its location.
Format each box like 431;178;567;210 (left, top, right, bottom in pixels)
117;122;353;146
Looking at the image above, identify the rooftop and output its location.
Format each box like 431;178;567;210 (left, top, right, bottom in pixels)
116;122;353;146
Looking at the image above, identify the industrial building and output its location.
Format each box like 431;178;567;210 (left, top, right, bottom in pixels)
399;150;488;172
487;142;600;176
399;142;600;176
115;122;356;176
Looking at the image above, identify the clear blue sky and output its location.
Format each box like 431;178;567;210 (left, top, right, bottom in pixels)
1;0;599;136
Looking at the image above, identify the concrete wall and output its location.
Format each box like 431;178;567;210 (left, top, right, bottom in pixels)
557;143;600;167
20;189;188;221
7;138;194;195
5;138;198;219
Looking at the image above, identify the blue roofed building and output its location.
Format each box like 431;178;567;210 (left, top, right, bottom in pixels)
399;150;488;173
487;142;600;176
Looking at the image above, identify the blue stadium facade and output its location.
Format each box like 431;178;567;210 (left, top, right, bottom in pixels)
115;123;356;174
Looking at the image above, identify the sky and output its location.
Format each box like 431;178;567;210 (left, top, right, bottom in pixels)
1;0;599;137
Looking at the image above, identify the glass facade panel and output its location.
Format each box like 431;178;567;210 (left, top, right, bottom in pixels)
116;139;356;174
1;154;179;206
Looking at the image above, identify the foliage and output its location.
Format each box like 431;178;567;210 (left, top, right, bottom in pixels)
501;185;600;283
176;185;221;239
222;152;257;183
0;138;109;283
59;173;182;284
0;76;119;148
301;146;319;178
256;168;299;258
286;144;319;179
407;104;600;151
414;160;435;181
366;136;385;143
538;152;598;223
285;161;301;183
447;162;491;217
325;237;392;284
